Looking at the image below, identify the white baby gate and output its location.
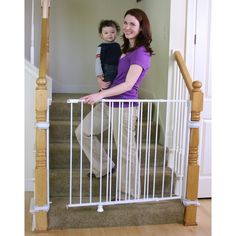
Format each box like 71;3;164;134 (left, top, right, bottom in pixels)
66;98;190;212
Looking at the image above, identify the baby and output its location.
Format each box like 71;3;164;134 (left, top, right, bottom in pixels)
95;20;122;90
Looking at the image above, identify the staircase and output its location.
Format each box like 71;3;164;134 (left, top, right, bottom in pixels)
48;93;184;229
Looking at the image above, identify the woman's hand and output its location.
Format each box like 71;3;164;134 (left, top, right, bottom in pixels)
97;76;111;90
80;92;104;105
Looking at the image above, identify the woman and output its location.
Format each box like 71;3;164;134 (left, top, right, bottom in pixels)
75;8;154;200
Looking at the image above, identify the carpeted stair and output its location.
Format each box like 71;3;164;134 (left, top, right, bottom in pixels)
48;93;184;229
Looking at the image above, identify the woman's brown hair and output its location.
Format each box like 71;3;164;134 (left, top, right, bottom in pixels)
122;8;154;56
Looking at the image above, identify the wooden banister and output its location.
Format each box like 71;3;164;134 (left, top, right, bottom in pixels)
174;51;203;226
35;0;50;231
174;51;193;98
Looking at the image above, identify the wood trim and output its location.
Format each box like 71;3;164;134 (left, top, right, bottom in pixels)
174;51;193;98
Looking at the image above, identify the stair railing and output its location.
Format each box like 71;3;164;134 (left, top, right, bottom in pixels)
33;0;51;231
173;51;204;226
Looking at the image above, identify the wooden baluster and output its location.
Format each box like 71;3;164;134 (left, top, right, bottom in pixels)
35;0;50;231
184;81;203;226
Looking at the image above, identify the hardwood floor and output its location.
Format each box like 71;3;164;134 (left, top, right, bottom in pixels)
25;192;211;236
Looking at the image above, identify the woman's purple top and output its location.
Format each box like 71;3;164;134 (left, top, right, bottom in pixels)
108;46;151;107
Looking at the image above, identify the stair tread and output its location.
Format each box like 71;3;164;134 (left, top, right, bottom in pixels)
48;196;184;229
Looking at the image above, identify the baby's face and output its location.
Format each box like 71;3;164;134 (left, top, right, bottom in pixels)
100;26;117;42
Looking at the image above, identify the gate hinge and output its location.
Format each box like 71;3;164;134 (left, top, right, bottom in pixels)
182;199;200;207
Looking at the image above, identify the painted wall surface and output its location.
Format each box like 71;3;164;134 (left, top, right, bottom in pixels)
25;0;32;61
25;61;36;191
166;0;187;146
167;0;187;102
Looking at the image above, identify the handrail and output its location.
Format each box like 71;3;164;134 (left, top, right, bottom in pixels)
174;51;193;98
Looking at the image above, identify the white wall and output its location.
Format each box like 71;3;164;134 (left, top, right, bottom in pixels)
168;0;187;95
25;61;37;191
25;0;32;61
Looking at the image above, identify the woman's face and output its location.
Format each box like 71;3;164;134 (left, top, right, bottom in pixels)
123;14;141;42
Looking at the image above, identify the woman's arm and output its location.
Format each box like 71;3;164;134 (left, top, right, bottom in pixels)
82;64;143;104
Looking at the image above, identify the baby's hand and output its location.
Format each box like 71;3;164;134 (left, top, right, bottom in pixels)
97;75;104;80
97;76;111;90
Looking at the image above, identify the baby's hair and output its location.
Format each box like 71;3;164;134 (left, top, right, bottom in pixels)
98;20;120;34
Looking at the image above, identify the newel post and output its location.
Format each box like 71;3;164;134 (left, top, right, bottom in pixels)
35;0;50;231
184;81;203;226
